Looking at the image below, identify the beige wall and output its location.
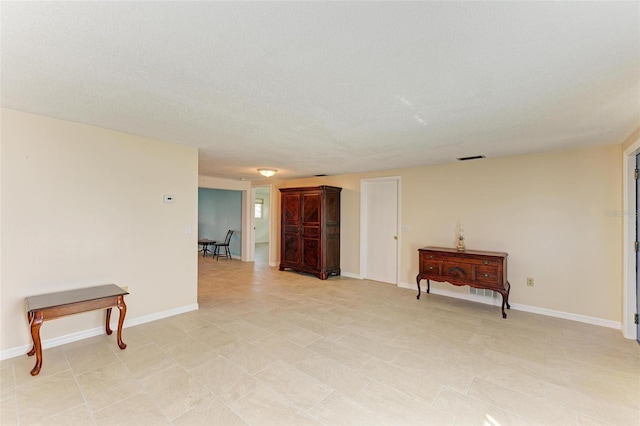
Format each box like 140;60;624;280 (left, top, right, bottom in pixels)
277;144;623;322
1;109;199;354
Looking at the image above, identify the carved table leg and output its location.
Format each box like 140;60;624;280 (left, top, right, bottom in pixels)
499;291;508;319
105;308;113;335
506;282;511;309
416;277;432;300
116;296;127;350
29;310;44;375
26;311;36;356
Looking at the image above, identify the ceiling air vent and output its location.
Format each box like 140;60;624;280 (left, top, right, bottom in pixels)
457;155;486;161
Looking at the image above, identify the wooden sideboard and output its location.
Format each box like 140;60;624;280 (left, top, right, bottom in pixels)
416;246;511;318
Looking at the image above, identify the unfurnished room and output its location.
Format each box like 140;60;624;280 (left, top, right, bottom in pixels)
1;2;639;425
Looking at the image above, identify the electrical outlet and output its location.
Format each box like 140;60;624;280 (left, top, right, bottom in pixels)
526;278;534;287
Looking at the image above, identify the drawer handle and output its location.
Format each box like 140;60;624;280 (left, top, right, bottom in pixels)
428;266;435;270
483;273;490;277
483;261;490;265
429;255;434;259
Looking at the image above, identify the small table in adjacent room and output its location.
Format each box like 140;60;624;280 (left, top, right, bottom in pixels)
198;239;216;257
25;284;128;376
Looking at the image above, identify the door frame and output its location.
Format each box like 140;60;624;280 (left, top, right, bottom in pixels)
360;176;401;285
198;176;252;261
622;138;640;340
250;184;275;266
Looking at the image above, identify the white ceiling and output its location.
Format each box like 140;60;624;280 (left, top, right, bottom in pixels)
2;1;639;181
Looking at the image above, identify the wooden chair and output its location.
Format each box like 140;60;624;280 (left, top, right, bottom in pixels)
213;230;234;260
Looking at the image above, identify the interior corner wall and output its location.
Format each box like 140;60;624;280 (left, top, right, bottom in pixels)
278;143;623;324
0;109;199;356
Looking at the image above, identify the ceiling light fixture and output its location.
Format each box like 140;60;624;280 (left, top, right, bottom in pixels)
258;168;277;177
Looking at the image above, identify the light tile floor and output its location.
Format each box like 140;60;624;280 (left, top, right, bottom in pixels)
1;256;639;425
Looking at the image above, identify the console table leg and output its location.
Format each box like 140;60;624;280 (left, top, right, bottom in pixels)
499;291;508;319
116;296;127;350
26;311;36;356
105;308;113;335
29;311;44;376
416;275;422;300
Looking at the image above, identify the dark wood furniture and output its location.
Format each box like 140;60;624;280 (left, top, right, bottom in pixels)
212;230;234;261
416;246;511;318
198;239;216;257
25;284;128;376
279;185;341;280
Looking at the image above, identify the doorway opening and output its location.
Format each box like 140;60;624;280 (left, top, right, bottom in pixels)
198;188;242;258
253;185;272;265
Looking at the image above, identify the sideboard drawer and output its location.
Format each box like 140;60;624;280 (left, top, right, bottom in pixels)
475;266;499;285
421;262;441;275
443;262;472;280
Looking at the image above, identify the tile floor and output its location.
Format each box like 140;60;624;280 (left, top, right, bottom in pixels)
1;256;639;425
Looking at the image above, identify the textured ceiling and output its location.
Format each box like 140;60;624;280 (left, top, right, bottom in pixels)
2;1;639;181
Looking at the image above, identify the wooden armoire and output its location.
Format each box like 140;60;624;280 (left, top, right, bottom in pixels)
279;186;341;280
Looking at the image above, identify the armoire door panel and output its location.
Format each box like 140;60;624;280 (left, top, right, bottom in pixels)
282;234;300;263
302;238;320;268
282;193;301;223
303;226;320;237
302;193;321;223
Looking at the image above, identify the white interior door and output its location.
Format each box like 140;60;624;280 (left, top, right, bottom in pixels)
361;178;399;284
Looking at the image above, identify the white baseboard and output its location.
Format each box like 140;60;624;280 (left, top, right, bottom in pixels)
119;303;199;329
0;303;199;361
340;271;362;279
398;281;622;331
